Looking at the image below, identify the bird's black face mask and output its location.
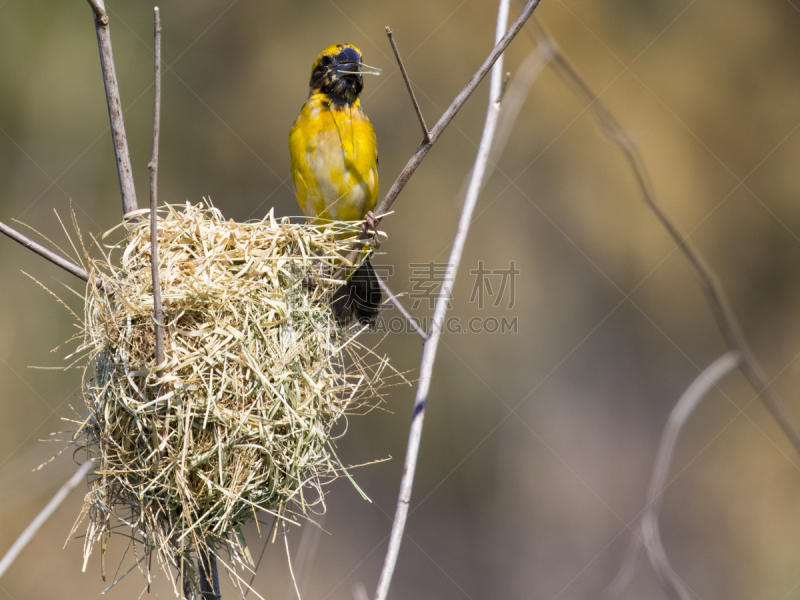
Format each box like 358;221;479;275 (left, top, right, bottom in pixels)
309;44;364;107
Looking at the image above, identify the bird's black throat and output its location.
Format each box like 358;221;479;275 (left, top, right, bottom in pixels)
309;45;364;109
310;74;363;109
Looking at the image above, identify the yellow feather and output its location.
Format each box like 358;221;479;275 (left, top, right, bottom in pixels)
289;95;378;224
289;43;381;319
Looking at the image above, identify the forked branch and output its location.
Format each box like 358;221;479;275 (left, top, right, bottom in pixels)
339;0;542;272
376;0;540;218
86;0;108;25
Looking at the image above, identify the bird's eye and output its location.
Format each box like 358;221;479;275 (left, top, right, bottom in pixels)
321;56;332;66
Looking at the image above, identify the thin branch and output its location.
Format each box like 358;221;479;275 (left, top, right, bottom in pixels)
145;13;212;598
378;0;537;215
149;7;165;373
376;277;428;342
86;0;108;25
606;351;741;600
642;352;742;600
89;0;138;216
534;22;800;459
339;0;541;273
0;460;94;579
373;1;514;599
385;27;429;143
0;221;90;283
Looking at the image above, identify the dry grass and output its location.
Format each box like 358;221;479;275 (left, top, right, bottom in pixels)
68;201;395;596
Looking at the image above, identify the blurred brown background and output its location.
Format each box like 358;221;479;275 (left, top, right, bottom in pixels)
2;0;800;598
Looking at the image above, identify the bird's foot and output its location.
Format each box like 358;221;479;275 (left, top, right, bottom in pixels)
302;262;326;290
363;211;381;249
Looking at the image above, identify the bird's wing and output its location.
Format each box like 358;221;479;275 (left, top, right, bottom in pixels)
335;104;379;215
289;97;379;221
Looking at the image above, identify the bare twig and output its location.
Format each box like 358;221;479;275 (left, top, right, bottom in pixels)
86;0;108;25
534;22;800;458
643;352;741;599
0;460;94;579
377;0;536;216
607;352;741;600
145;13;216;598
149;7;164;373
376;277;428;342
338;0;541;274
89;0;138;216
0;221;90;282
373;2;514;599
385;27;429;143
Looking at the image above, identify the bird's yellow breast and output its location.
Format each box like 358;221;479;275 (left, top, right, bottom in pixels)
289;94;378;223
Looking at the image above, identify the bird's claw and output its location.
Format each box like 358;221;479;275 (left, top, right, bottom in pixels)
302;262;326;290
363;211;381;249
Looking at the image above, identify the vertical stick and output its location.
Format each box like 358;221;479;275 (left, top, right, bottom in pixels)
149;7;164;373
149;11;165;595
147;13;209;599
373;2;512;599
337;0;541;275
90;0;138;215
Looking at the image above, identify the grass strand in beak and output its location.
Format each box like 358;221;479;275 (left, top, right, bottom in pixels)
359;63;382;76
339;62;382;76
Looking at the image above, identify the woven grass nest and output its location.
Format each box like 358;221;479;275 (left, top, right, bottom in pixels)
71;201;396;593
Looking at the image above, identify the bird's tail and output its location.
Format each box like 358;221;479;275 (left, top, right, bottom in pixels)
331;258;382;328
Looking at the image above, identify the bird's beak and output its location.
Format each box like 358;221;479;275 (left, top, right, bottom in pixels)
338;61;381;76
337;61;361;76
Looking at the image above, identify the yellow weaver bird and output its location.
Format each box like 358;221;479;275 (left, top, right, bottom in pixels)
289;43;382;327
